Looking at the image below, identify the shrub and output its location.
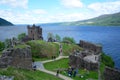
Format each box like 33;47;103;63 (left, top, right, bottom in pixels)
18;33;26;41
101;53;114;68
55;34;61;42
0;41;5;51
62;37;76;44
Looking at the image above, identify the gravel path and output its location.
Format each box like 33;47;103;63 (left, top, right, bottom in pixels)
34;56;72;80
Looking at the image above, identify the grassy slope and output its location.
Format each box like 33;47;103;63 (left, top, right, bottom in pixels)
100;53;115;80
26;40;82;60
44;58;98;80
82;12;120;26
0;67;62;80
14;44;29;49
62;43;83;56
26;40;59;60
101;53;114;68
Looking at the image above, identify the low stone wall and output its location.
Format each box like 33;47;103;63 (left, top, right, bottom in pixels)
0;46;32;70
79;40;102;54
104;67;120;80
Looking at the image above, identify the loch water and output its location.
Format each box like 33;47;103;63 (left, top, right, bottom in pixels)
0;25;120;69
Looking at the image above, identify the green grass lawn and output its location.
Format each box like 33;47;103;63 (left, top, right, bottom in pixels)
44;58;98;80
100;62;105;80
44;58;69;70
0;67;62;80
32;57;51;61
14;44;29;49
62;43;83;56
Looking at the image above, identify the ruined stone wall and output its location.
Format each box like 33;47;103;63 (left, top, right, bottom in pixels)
69;55;77;68
0;46;32;70
80;40;102;54
84;61;98;71
27;25;34;39
69;55;83;68
69;54;98;71
104;67;120;80
27;24;43;40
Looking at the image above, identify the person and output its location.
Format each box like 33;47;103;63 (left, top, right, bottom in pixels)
70;69;73;77
68;67;73;77
32;60;36;71
53;56;56;60
33;65;36;71
56;69;59;76
73;68;78;77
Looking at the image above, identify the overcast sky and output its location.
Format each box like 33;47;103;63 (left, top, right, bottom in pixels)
0;0;120;24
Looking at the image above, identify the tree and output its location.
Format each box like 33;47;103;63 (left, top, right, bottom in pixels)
62;37;76;44
18;33;26;41
0;41;5;51
4;38;11;48
47;32;54;42
55;34;61;42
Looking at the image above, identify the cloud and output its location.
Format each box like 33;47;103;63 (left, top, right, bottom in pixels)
88;1;120;14
61;0;83;8
31;9;47;14
43;12;96;23
0;9;47;24
0;8;96;24
0;0;28;8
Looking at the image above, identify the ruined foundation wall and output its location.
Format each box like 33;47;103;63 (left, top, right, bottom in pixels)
80;40;102;54
104;67;120;80
0;47;32;70
69;54;98;71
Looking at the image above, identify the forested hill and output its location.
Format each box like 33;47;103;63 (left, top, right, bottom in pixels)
0;18;13;26
60;12;120;26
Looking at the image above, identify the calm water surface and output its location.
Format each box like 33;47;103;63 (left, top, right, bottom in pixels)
0;25;120;69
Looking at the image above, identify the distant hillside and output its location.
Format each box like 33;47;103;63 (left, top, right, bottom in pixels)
0;18;13;26
60;12;120;26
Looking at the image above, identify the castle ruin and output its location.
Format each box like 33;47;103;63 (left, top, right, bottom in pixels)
27;24;43;40
69;40;101;71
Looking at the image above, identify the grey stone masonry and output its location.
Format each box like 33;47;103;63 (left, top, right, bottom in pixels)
69;52;99;71
27;24;43;40
0;46;32;70
104;67;120;80
79;40;102;55
69;40;102;71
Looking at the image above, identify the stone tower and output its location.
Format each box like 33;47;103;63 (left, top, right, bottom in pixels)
27;24;43;40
